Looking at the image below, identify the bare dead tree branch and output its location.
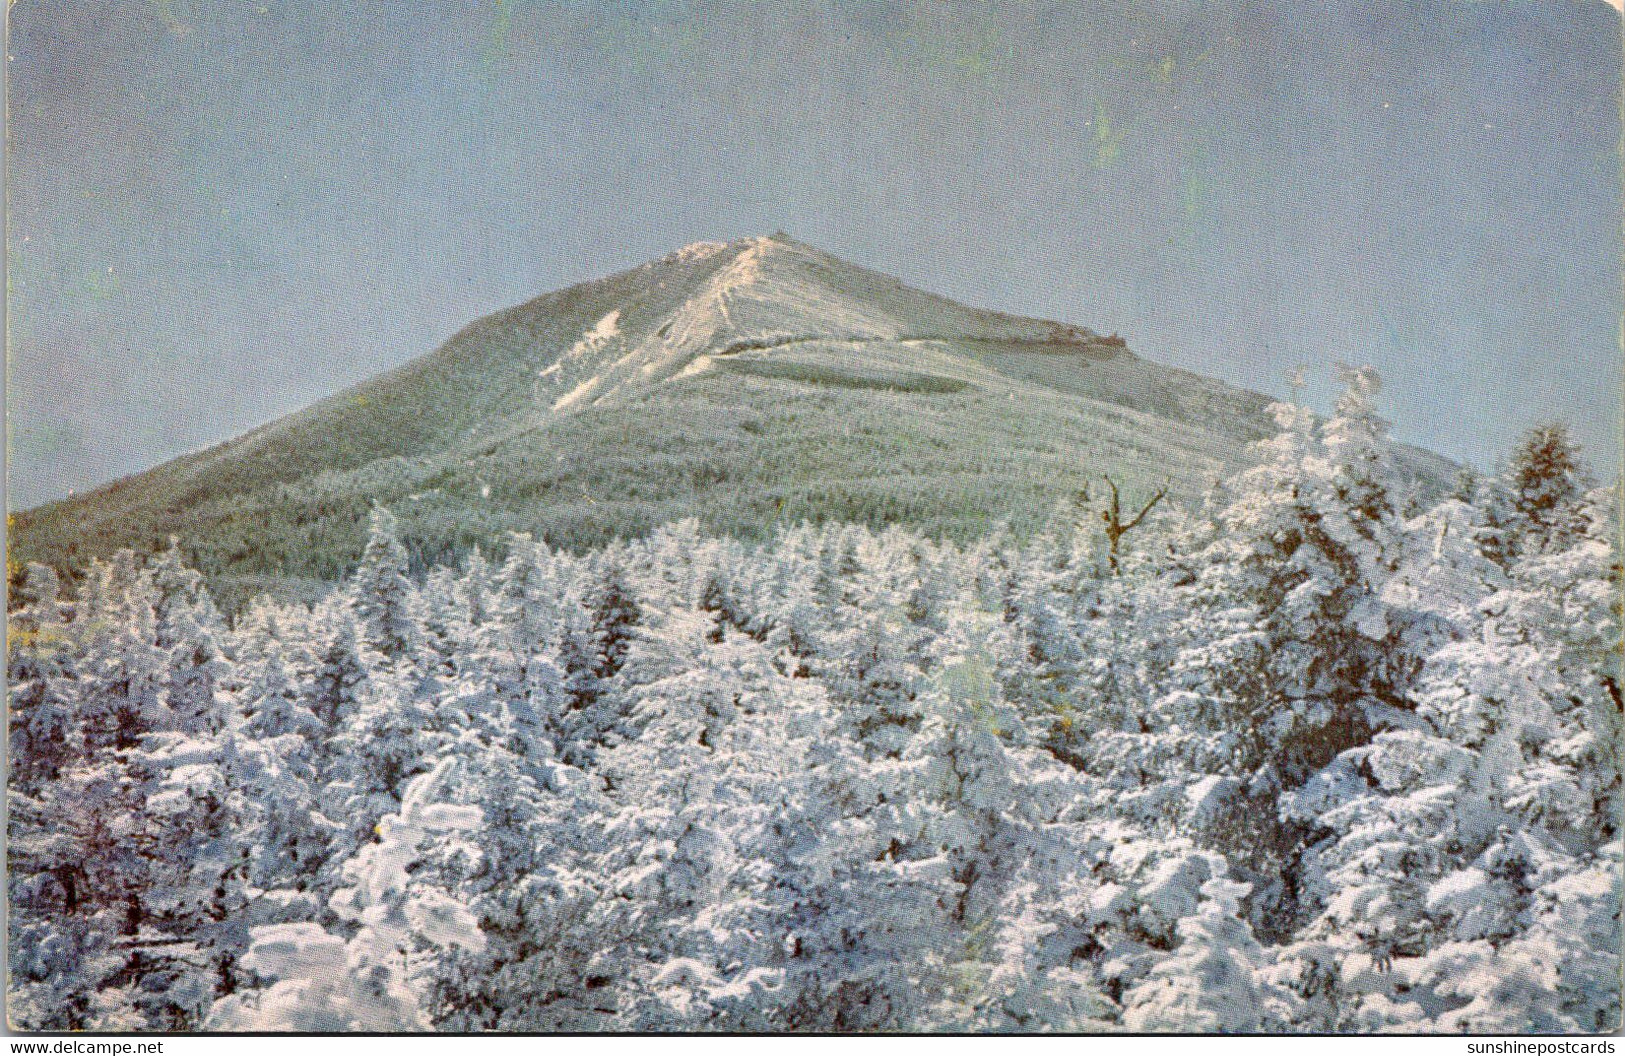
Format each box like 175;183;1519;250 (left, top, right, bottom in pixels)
1100;474;1168;574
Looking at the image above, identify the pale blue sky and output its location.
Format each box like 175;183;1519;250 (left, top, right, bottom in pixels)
7;0;1622;508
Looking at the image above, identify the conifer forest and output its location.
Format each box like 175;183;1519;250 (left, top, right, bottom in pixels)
8;370;1620;1032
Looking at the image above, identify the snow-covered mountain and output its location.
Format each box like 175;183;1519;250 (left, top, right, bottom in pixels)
9;238;1615;1036
10;233;1452;604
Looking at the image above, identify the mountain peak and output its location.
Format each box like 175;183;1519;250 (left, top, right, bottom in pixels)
656;232;794;269
8;235;1459;605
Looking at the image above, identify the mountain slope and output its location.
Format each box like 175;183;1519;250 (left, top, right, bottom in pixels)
9;234;1454;606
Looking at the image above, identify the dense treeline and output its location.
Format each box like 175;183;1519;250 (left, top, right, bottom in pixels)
7;368;1619;1032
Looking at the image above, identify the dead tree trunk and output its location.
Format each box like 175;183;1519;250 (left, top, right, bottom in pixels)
1101;474;1167;574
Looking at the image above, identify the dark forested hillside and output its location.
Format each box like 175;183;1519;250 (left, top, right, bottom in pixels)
8;236;1454;610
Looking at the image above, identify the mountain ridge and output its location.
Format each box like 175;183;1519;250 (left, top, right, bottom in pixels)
9;234;1455;608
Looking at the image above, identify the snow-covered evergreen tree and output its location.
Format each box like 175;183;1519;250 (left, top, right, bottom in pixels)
350;508;426;664
1123;876;1294;1032
1505;423;1592;557
207;759;485;1031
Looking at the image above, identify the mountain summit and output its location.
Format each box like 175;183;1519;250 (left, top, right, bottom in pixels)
11;234;1451;604
528;234;1125;413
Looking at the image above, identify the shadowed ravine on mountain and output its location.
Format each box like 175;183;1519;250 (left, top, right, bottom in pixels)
9;234;1454;610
